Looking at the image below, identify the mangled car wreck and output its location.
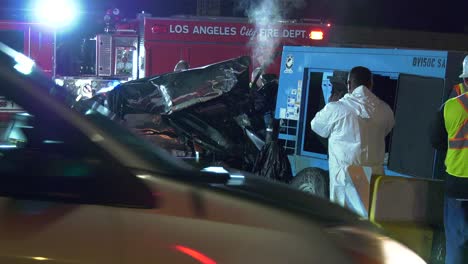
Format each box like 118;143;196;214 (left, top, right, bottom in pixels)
74;56;293;183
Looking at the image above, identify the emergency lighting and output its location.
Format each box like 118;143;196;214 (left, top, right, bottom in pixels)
14;53;35;75
33;0;80;28
309;30;324;40
54;79;64;86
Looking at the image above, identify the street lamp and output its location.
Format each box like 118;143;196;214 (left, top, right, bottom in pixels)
31;0;81;78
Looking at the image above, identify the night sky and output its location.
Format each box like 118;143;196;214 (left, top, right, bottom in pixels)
304;0;467;33
0;0;467;34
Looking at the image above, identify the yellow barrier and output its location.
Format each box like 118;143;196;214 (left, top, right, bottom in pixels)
368;175;445;263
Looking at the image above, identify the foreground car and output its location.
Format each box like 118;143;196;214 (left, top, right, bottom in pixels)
0;43;424;264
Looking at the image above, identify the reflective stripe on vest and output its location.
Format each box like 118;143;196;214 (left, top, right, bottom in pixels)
454;83;467;96
448;94;468;149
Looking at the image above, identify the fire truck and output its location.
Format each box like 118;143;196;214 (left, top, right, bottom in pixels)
1;10;330;95
106;12;330;78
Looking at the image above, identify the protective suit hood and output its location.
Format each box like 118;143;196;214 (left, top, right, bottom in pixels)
341;85;380;119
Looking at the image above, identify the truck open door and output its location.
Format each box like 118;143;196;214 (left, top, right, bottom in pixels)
388;74;445;179
372;74;447;263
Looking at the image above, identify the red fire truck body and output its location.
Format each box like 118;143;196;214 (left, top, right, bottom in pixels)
0;21;53;76
1;14;329;80
135;16;330;76
0;21;54;126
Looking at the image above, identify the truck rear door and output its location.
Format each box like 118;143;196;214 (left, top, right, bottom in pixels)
388;74;445;179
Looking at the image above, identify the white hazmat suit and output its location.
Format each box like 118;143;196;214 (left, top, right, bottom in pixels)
311;85;395;207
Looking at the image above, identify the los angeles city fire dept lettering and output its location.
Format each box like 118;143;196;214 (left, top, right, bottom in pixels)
168;24;307;38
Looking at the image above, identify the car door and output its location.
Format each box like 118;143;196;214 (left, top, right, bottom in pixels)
0;101;152;264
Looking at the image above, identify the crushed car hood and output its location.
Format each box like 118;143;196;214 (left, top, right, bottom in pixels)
99;56;251;117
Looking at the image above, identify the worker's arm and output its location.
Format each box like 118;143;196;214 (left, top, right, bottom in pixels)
310;103;338;138
429;105;448;151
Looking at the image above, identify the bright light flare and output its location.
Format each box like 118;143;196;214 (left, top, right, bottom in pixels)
14;53;35;75
31;257;49;261
54;79;64;86
201;166;229;174
33;0;80;27
329;227;427;264
309;30;324;40
0;42;35;75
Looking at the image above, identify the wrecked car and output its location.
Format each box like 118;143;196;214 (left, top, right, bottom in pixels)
74;56;291;183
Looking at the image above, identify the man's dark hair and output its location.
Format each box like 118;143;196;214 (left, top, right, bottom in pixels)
328;71;348;102
349;66;373;90
329;81;347;102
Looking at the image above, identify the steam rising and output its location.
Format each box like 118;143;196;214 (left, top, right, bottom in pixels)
243;0;306;69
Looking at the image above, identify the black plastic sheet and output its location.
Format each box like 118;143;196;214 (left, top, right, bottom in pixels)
252;140;293;184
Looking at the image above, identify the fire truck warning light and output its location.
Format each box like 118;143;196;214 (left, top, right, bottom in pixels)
309;31;324;40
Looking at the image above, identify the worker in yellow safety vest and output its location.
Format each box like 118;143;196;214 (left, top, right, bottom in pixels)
431;59;468;263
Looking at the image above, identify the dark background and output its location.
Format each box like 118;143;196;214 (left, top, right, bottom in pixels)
0;0;467;34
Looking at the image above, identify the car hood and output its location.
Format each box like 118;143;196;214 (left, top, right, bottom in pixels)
87;56;251;117
207;168;379;232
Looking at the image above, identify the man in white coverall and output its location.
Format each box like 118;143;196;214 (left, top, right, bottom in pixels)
310;66;395;208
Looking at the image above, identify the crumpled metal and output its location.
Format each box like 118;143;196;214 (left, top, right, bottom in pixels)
105;56;251;117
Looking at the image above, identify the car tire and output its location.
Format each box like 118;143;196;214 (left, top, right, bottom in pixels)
291;167;329;199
